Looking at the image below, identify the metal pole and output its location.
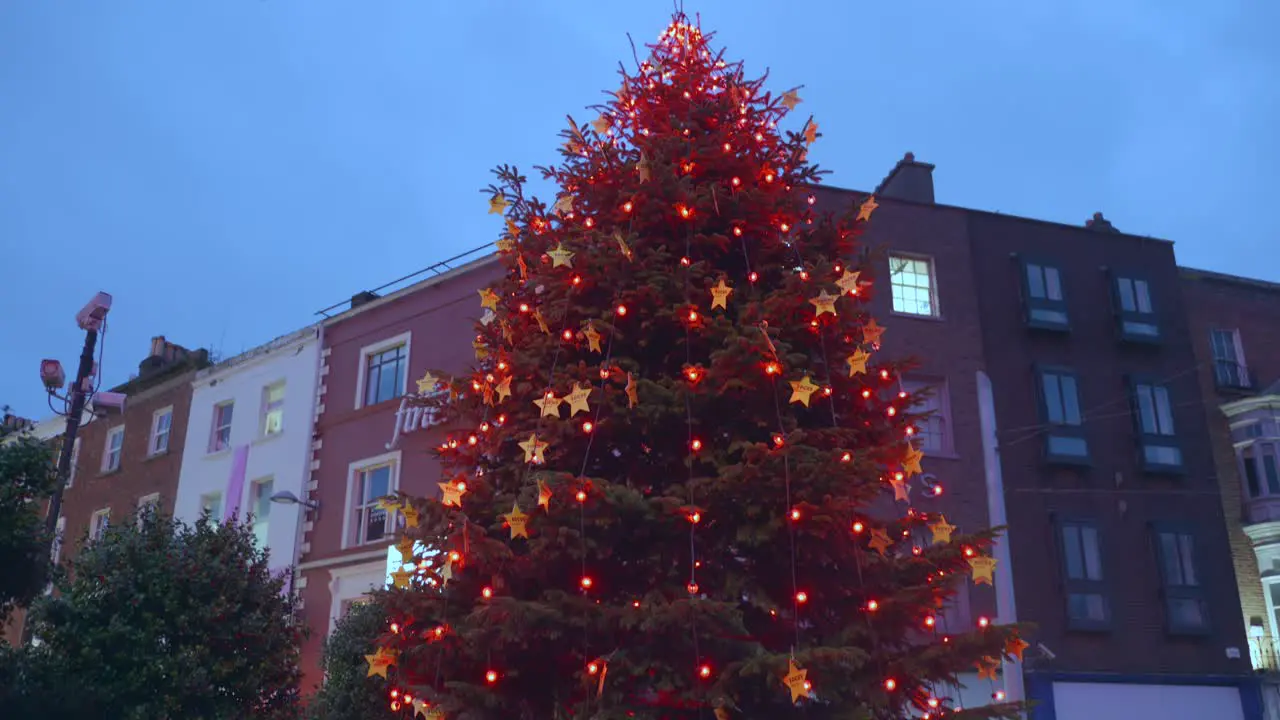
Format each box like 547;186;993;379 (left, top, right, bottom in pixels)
20;326;98;644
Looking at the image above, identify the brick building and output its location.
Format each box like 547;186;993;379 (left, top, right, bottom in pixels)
1182;268;1280;717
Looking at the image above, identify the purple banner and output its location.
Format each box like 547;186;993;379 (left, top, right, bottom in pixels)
223;444;250;523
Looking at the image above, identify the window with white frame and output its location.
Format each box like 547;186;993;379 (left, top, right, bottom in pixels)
1114;276;1159;340
66;437;80;488
90;508;110;542
250;477;274;549
362;341;409;408
1242;444;1280;499
1210;329;1249;389
200;491;223;524
149;407;173;456
210;402;234;453
51;516;65;564
1133;381;1182;470
901;378;952;454
137;493;160;527
262;382;285;437
102;426;124;472
888;255;938;317
348;454;399;547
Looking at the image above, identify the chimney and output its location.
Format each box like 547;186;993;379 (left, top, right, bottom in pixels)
138;336;195;378
351;290;380;309
874;152;935;204
1085;212;1119;233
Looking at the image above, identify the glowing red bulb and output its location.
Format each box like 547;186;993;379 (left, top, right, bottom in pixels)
731;176;741;187
796;591;808;603
680;256;691;266
842;452;852;462
822;386;832;396
964;547;975;557
685;368;700;382
924;615;936;627
582;421;594;433
698;664;712;678
934;484;944;496
978;616;990;628
749;271;759;282
481;586;493;599
580;576;594;589
772;434;785;447
928;697;940;708
765;362;781;375
690;439;703;452
867;599;879;611
622;201;633;213
764;172;775;183
390;622;400;633
994;690;1007;701
780;222;791;232
722;143;731;152
449;551;461;562
616;304;628;316
884;678;897;691
880;369;891;380
588;661;600;675
790;508;801;521
563;329;574;341
467;435;477;445
572;275;582;285
799;270;809;280
852;521;865;533
688;310;699;322
807;195;816;205
584;217;595;228
887;407;897;417
862;389;872;399
678;204;692;219
733;226;744;237
486;670;498;684
519;303;530;313
632;600;641;608
688;511;701;524
576;490;587;502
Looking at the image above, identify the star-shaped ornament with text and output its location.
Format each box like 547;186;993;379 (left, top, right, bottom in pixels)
415;371;440;395
494;375;512;403
365;646;398;678
504;503;530;539
782;659;810;703
533;393;563;418
969;555;998;586
835;270;861;295
402;505;420;528
929;515;956;544
846;348;870;377
439;481;467;508
584;323;602;353
547;242;575;268
710;279;733;310
565;383;593;416
902;445;924;477
789;376;820;407
488;195;507;215
520;434;549;464
478;288;500;311
396;534;415;560
868;527;893;556
809;290;838;317
857;195;878;222
862;318;885;345
889;475;910;503
390;567;413;589
976;657;1001;681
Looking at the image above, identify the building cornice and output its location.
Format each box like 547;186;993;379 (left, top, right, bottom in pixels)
194;325;321;387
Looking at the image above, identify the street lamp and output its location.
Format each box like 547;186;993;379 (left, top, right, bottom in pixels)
270;490;320;511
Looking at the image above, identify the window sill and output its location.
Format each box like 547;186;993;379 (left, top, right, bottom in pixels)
98;468;121;478
889;310;944;323
253;432;285;447
1026;320;1071;333
204;448;233;460
144;449;170;462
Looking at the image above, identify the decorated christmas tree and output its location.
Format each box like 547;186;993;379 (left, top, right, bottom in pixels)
373;13;1025;719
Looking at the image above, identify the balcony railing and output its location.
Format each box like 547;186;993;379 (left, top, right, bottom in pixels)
1215;360;1252;390
1250;636;1280;672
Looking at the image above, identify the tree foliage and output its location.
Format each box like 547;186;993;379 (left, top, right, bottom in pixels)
375;12;1023;720
18;510;304;719
308;598;398;720
0;433;58;623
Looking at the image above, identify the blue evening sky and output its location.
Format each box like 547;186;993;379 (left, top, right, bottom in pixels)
1;1;1276;419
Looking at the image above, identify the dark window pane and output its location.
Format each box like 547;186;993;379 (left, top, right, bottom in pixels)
1167;597;1206;629
1027;265;1046;298
1068;593;1107;622
1049;435;1088;457
1063;525;1083;579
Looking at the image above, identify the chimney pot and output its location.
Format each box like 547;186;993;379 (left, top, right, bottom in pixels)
874;152;935;204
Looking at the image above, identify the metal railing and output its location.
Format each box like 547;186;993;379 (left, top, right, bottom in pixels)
1250;636;1280;672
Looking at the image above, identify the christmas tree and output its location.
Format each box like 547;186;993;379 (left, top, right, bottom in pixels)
374;13;1024;719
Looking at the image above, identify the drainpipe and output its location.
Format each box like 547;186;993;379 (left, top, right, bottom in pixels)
977;370;1025;709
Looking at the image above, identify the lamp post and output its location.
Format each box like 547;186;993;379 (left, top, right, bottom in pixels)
21;291;112;645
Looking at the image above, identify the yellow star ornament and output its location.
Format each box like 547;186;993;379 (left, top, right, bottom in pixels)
857;195;878;222
494;375;512;403
478;288;500;311
439;481;467;508
809;290;838;317
846;348;870;377
390;567;413;589
710;279;733;310
834;270;861;295
969;555;998;586
780;89;802;110
889;475;910;503
803;121;819;145
584;323;602;353
868;527;893;556
902;445;924;477
862;318;885;346
488;195;507;215
591;114;610;134
565;383;593;416
929;515;956;545
415;371;440;395
504;503;530;539
547;242;575;268
519;434;549;464
782;659;810;703
402;505;420;528
537;478;553;509
788;376;820;407
365;646;398;678
625;373;639;408
396;534;415;560
1005;635;1030;661
615;231;634;261
376;496;402;513
976;657;1000;681
533;393;563;418
554;195;574;214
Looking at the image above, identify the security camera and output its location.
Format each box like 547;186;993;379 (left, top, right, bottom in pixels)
1037;643;1056;661
89;391;126;413
76;291;113;331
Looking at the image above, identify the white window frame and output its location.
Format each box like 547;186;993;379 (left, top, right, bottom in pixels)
137;493;161;527
342;450;402;549
51;516;66;564
1210;328;1250;388
249;476;274;549
901;377;954;455
354;332;412;410
262;382;286;437
326;560;386;635
200;491;223;524
888;254;940;318
66;437;81;488
210;401;234;453
102;426;124;472
149;406;173;457
90;508;110;542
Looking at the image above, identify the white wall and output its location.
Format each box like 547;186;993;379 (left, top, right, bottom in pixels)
174;326;321;575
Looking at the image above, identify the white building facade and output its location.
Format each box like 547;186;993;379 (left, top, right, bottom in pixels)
174;325;322;579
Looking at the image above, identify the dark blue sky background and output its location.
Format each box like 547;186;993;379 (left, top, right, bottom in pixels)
2;1;1276;418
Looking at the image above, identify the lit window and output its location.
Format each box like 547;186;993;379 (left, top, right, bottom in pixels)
901;379;952;454
1040;369;1088;462
1133;381;1182;470
263;383;285;437
1060;520;1109;629
103;426;124;472
352;462;395;546
1210;329;1249;389
889;255;938;317
90;508;110;542
149;407;173;456
365;345;407;407
210;402;234;452
251;477;274;550
200;492;223;524
1024;262;1068;329
1154;527;1208;633
1114;276;1159;340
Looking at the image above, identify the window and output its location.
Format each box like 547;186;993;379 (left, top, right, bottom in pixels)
1154;527;1209;633
67;438;80;489
339;597;370;618
901;379;952;454
90;508;110;542
1243;445;1280;499
888;255;938;317
137;493;160;527
200;492;223;524
149;407;173;456
1133;381;1182;470
250;477;274;549
102;426;124;472
1024;262;1068;329
364;345;408;407
52;516;66;564
1114;276;1159;340
349;457;398;547
262;383;285;437
210;402;234;453
1059;520;1109;629
1210;329;1249;389
1039;369;1089;462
